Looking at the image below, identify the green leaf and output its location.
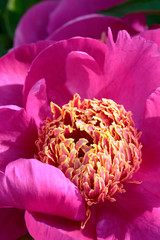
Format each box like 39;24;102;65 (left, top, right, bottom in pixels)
7;0;41;14
0;0;8;12
4;9;21;38
147;14;160;26
99;0;160;17
0;33;12;56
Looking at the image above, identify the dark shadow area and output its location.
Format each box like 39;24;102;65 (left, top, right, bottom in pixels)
0;84;23;107
0;117;38;168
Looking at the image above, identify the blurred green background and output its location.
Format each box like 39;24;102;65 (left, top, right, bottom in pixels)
0;0;160;57
0;0;41;56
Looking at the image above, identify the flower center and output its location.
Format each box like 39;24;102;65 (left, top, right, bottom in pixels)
35;94;142;206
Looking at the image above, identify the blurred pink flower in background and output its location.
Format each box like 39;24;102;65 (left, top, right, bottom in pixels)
0;27;160;239
14;0;147;47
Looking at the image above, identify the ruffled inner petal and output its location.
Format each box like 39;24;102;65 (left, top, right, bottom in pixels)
23;37;106;106
65;50;104;99
26;79;52;128
97;29;160;129
139;28;160;49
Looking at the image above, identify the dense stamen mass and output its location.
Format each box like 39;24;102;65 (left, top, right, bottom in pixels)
35;94;142;206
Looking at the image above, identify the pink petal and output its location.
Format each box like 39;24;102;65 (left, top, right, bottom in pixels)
142;87;160;146
0;208;27;240
96;164;160;240
139;28;160;49
128;208;160;240
0;158;86;221
26;79;52;128
25;207;97;240
23;37;106;106
0;84;23;107
140;88;160;170
0;41;52;86
65;50;104;99
97;29;160;128
48;14;137;42
48;0;126;34
0;106;37;167
14;1;59;47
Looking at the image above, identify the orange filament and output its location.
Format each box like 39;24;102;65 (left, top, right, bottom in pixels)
35;94;142;207
99;31;107;43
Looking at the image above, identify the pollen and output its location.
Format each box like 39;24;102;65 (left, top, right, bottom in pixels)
35;94;142;206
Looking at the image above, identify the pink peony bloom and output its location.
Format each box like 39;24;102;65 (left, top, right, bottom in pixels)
1;29;160;239
14;0;147;47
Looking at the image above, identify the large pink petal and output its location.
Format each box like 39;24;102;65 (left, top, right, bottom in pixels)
0;208;27;240
0;158;86;221
0;41;52;86
25;207;97;240
48;0;126;34
26;79;52;129
139;28;160;49
65;50;104;100
48;14;137;42
14;1;59;47
0;106;37;168
97;29;160;128
23;37;107;106
96;163;160;240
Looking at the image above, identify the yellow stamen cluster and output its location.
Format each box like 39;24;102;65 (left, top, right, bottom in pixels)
35;94;142;206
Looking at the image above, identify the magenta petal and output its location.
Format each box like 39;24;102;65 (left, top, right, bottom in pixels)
0;208;27;240
48;0;126;34
25;212;81;240
142;87;160;146
66;50;104;99
0;158;86;221
0;84;23;107
139;28;160;49
25;208;96;240
26;79;52;128
141;88;160;169
0;106;37;167
0;41;52;86
49;14;137;42
98;29;160;128
96;167;160;240
23;37;106;106
14;1;59;47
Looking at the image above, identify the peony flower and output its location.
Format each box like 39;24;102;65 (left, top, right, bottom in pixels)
1;28;160;239
14;0;147;47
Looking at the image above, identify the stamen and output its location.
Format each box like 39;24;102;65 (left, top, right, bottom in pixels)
99;31;107;43
35;94;142;225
